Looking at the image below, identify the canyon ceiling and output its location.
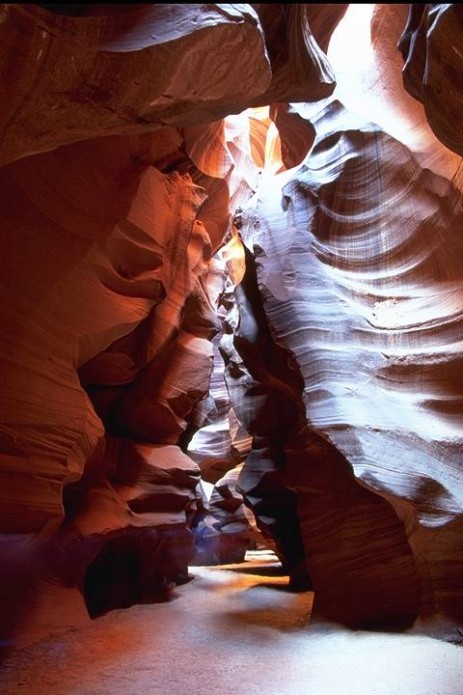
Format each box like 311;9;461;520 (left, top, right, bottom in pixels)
1;3;462;645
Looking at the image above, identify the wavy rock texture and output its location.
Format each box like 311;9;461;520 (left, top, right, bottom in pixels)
0;3;269;166
0;134;209;532
0;126;222;642
76;441;200;618
238;97;463;627
185;253;270;564
186;262;252;487
220;243;313;591
328;4;462;182
0;3;344;168
193;463;266;565
1;1;463;644
0;1;310;641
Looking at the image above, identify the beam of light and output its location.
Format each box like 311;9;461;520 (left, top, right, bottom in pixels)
328;3;375;72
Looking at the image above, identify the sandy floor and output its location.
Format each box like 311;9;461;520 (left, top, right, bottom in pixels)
1;552;462;695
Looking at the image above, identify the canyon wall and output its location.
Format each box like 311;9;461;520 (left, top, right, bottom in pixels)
0;3;462;644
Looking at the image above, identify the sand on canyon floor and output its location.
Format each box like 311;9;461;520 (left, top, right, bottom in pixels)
1;551;462;695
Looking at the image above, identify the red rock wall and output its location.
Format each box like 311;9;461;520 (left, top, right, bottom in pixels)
1;3;462;643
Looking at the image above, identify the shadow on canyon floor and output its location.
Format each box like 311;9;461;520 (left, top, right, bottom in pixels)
1;552;462;695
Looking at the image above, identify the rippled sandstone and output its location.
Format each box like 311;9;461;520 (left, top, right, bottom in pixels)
0;3;462;644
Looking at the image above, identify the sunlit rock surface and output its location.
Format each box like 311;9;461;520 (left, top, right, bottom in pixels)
0;3;344;167
192;463;266;565
0;3;268;165
238;96;463;626
1;2;463;644
0;129;216;640
0;135;209;531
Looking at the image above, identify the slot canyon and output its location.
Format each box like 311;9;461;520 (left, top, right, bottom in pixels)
0;4;462;694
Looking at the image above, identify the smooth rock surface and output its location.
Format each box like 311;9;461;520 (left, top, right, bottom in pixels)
238;95;463;625
1;1;463;643
398;4;463;156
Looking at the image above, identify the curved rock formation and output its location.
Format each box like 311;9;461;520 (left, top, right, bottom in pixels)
398;4;463;157
192;463;266;566
0;3;346;167
238;96;463;626
1;2;462;645
0;131;213;639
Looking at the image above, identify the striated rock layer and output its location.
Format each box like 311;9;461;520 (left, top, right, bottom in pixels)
0;1;347;641
0;3;344;167
1;2;463;643
0;129;215;639
238;97;463;627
